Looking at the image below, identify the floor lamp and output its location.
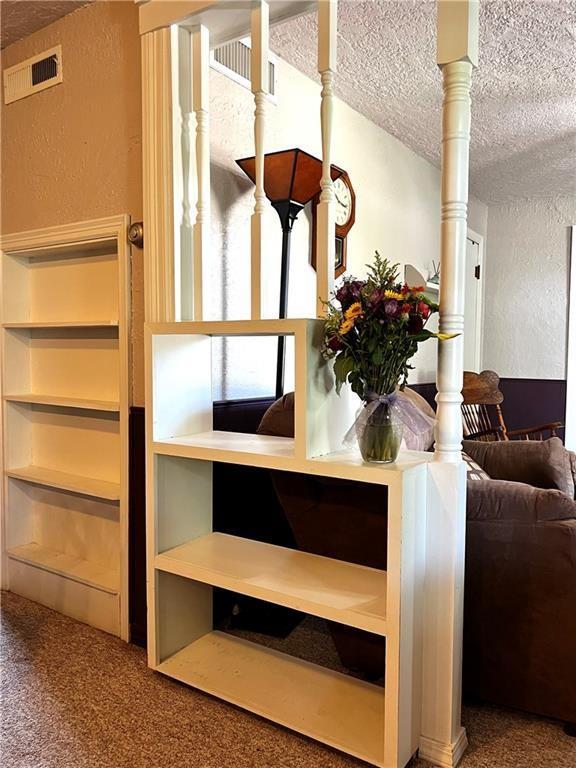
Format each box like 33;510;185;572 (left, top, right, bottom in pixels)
237;148;343;398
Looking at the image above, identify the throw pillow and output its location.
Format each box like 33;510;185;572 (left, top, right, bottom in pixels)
462;451;490;481
257;392;295;438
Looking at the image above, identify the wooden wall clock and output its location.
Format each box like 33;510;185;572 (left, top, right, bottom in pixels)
311;170;355;278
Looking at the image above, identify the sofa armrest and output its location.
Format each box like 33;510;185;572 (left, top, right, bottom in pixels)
467;478;576;523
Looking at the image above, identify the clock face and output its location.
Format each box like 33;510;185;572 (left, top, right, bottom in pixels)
333;176;352;227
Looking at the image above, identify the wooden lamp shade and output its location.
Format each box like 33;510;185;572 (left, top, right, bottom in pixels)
236;148;343;205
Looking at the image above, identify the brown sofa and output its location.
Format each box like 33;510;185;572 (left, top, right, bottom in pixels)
462;439;576;732
259;396;576;731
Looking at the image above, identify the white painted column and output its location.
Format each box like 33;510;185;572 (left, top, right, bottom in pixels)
141;27;176;323
421;3;479;767
565;226;576;450
316;0;337;317
191;25;210;322
250;0;269;320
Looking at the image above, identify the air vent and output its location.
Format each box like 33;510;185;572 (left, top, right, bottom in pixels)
3;45;62;104
211;38;276;100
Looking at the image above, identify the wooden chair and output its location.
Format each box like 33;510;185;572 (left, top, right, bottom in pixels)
461;370;563;441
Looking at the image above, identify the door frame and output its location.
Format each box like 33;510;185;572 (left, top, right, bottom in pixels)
566;225;576;450
466;227;485;373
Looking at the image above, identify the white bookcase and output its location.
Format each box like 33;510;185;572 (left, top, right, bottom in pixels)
1;215;131;640
147;319;430;768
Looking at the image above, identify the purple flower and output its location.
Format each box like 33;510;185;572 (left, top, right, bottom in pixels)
384;299;401;319
336;280;363;309
365;289;387;318
408;314;424;334
327;335;344;352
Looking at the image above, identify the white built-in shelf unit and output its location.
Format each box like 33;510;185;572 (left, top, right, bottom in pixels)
1;215;131;639
140;0;477;765
147;320;429;768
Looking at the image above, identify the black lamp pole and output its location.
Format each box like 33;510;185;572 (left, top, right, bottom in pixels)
271;200;304;399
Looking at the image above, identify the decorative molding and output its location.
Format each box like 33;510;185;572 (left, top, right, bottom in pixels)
420;727;469;768
142;28;176;323
1;214;128;251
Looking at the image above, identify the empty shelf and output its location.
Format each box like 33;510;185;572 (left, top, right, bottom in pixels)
157;631;385;767
3;320;119;329
156;533;387;635
6;465;120;501
7;542;119;594
154;431;295;466
4;393;120;411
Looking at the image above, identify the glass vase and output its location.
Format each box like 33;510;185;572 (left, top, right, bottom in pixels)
357;400;403;464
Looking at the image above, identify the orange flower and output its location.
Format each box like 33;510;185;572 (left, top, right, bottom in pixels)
344;301;364;320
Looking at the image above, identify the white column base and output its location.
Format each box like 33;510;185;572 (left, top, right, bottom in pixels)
419;727;468;768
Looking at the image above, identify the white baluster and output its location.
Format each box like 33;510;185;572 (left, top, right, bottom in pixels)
250;0;269;320
316;0;337;317
420;3;479;767
434;60;473;460
192;25;209;322
172;26;193;321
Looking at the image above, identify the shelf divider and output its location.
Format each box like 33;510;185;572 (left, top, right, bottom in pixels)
4;393;120;412
156;532;387;635
3;320;119;329
7;542;119;594
158;631;386;767
6;465;120;501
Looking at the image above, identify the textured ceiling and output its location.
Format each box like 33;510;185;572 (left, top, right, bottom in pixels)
270;0;576;204
0;0;92;49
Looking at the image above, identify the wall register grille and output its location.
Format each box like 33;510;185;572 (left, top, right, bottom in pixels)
211;38;276;99
3;45;62;104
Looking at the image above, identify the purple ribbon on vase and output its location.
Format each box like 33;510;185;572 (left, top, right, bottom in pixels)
344;387;436;452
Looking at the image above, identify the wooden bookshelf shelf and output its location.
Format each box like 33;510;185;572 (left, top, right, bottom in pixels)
7;542;119;594
6;465;120;502
3;321;119;329
156;533;387;635
154;431;295;464
153;431;431;486
4;393;120;412
158;631;386;767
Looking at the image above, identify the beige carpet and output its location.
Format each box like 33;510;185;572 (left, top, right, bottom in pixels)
1;591;575;768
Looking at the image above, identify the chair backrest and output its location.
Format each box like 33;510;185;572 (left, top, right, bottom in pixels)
461;370;507;441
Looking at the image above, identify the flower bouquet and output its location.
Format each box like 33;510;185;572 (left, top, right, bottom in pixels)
323;252;452;463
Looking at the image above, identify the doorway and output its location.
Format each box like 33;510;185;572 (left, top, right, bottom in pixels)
464;231;484;372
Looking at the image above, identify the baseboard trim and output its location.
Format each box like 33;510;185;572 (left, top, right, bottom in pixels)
419;727;468;767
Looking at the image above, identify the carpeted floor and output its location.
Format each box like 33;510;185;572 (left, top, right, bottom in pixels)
1;591;575;768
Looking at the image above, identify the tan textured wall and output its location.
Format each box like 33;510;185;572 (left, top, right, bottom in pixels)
1;1;144;404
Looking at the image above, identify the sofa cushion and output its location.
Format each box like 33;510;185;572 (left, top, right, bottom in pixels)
257;392;295;438
462;452;490;481
463;437;574;498
467;478;576;523
570;451;576;499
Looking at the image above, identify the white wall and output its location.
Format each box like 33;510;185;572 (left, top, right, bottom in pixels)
482;197;576;379
207;56;487;398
